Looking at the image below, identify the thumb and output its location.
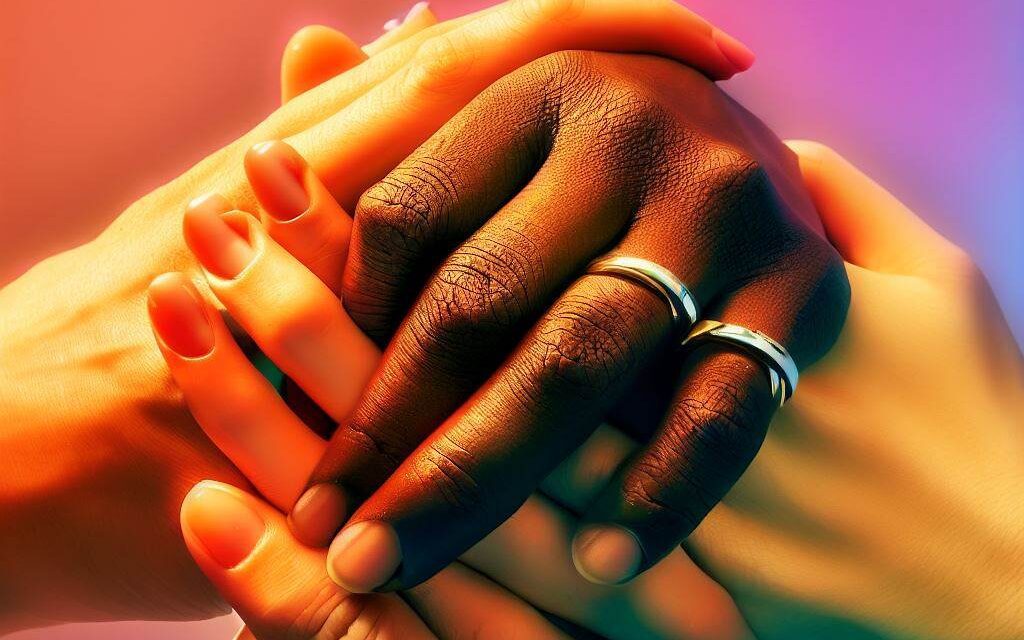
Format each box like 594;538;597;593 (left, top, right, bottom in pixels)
181;480;434;640
785;140;956;275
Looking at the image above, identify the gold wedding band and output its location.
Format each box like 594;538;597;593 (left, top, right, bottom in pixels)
587;255;699;333
680;320;799;407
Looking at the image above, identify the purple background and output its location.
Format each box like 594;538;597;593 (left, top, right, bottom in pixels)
5;1;1022;638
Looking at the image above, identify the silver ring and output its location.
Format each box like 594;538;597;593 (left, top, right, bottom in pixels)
587;256;699;332
680;320;799;407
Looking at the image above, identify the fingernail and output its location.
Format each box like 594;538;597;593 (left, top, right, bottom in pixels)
148;273;214;358
245;141;309;221
712;29;755;72
288;483;349;548
383;18;400;31
572;524;642;585
184;194;256;279
181;481;266;569
327;520;401;592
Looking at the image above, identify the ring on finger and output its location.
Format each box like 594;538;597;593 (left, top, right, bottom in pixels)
586;255;700;334
680;320;799;407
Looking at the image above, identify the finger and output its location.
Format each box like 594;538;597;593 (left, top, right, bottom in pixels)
180;481;436;640
283;0;755;211
574;253;850;584
461;426;749;640
147;272;323;509
364;2;439;57
182;196;379;423
293;86;648;548
281;25;368;103
326;270;676;593
244;140;352;293
785;140;955;274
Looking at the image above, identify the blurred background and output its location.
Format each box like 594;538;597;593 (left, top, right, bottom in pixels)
2;0;1021;638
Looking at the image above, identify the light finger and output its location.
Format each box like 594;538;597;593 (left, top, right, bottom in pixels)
244;140;352;294
147;272;323;509
182;196;379;423
281;25;368;103
785;140;956;274
181;481;435;640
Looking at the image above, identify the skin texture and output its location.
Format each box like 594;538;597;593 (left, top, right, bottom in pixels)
297;51;849;591
151;143;747;640
158;136;1024;638
0;0;753;630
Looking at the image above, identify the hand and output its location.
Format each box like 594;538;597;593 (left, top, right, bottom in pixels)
0;0;753;628
681;143;1023;639
151;140;747;640
281;50;848;593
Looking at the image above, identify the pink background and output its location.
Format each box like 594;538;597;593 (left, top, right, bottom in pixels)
3;0;1021;638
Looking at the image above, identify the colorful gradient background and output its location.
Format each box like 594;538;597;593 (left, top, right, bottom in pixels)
3;1;1022;638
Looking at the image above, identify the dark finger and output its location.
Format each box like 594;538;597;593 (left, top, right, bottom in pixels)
574;246;849;584
325;272;675;592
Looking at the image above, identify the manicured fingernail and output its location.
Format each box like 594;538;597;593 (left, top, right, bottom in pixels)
184;194;256;279
288;483;349;548
148;273;214;358
383;18;400;31
245;141;309;221
181;481;266;569
712;29;755;72
327;520;401;592
572;524;642;585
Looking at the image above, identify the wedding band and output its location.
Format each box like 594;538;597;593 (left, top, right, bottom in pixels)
680;320;799;407
587;256;699;332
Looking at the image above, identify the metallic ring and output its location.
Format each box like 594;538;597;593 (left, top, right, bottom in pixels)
680;320;799;407
587;255;700;332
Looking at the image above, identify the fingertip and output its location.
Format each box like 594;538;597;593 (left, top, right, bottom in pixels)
712;28;755;73
281;24;367;102
244;140;310;222
147;272;214;358
288;482;350;548
571;524;642;585
326;520;402;593
181;481;267;570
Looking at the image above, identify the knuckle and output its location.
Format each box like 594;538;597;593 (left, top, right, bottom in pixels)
405;33;474;97
531;49;600;96
343;411;414;470
703;146;771;207
347;159;463;336
528;281;649;397
413;441;494;519
430;236;537;327
675;351;770;458
620;458;714;532
250;578;347;639
355;160;456;260
399;228;544;376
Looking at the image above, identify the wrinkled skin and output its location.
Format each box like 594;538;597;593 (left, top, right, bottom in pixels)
300;51;849;589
